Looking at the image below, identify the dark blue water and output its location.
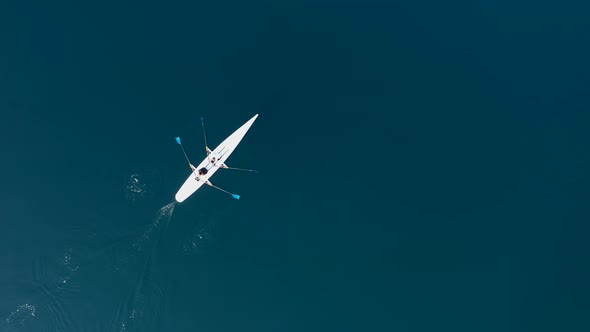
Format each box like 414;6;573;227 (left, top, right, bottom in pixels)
1;2;588;331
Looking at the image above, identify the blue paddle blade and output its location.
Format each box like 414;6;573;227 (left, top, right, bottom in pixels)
201;117;204;123
232;194;240;200
175;137;181;144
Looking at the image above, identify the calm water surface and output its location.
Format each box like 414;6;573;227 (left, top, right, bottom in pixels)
1;2;588;331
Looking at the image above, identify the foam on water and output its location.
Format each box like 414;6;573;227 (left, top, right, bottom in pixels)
108;202;176;332
1;201;177;332
4;304;36;331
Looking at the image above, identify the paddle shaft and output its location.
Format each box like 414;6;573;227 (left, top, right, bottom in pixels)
201;117;210;156
178;143;192;167
221;166;259;173
176;138;200;180
206;182;240;199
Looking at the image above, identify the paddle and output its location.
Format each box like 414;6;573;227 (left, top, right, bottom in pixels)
175;136;199;179
206;181;240;200
175;137;193;167
221;166;259;173
201;117;210;156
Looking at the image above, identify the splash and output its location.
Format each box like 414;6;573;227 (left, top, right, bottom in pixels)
180;207;233;257
4;304;36;331
182;221;215;255
25;248;80;332
124;169;162;206
3;254;78;331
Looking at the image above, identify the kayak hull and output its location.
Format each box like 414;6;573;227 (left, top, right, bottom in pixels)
175;114;258;203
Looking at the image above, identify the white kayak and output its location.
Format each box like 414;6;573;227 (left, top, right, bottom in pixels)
175;114;259;203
